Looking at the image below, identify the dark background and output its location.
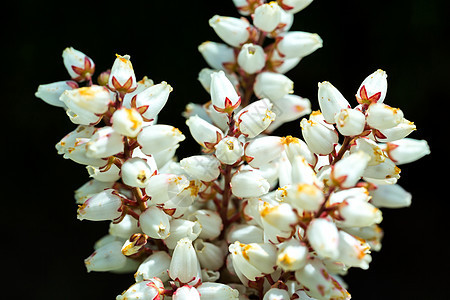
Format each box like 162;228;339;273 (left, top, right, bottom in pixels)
3;0;447;299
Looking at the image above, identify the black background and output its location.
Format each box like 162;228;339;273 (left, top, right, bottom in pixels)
3;0;447;299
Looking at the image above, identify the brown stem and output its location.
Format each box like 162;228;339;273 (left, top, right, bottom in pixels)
331;136;352;165
220;164;233;228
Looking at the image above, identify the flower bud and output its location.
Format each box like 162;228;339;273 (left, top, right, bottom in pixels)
331;151;371;188
253;2;282;32
139;206;171;239
317;81;350;124
227;224;265;244
276;31;323;59
77;189;123;221
189;209;223;240
194;239;226;270
254;72;294;101
276;239;308;271
210;70;241;112
186;114;223;149
165;218;202;249
334;108;366;136
86;126;124;159
173;286;201;300
116;280;160;300
307;218;340;260
108;54;137;93
383;138;430;165
231;169;270;198
198;41;235;71
209;15;250;47
109;214;140;239
338;196;382;227
268;95;312;132
236;98;276;138
132;81;172;121
121;157;157;188
111;107;143;137
300;117;338;155
350;137;386;166
137;124;185;155
197;282;240;299
260;202;298;234
371;118;416;142
279;183;324;212
228;241;277;281
237;43;266;74
282;135;317;166
215;136;244;165
289;155;319;186
337;231;372;269
369;184;412;208
356;69;388;105
366;103;403;130
62;47;95;82
169;237;201;284
145;174;195;208
74;179;114;204
84;241;127;272
180;155;221;182
135;251;171;282
244;136;284;168
278;0;313;14
35;80;78;108
363;157;400;182
263;288;291;300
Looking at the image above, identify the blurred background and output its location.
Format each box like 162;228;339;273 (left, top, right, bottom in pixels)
3;0;446;298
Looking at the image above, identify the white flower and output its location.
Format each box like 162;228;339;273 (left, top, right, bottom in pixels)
77;189;123;221
137;124;185;155
356;69;388;105
307;218;340;260
276;31;323;59
165;219;202;249
331;151;371;188
317;81;350;124
279;183;324;212
382;138;430;165
116;280;161;300
169;237;201;284
87;163;121;182
214;136;244;165
366;103;403;130
194;239;226;270
112;107;143;137
196;282;240;300
62;47;95;82
108;54;137;93
244;136;284;168
253;2;282;32
173;286;201;300
145;174;195;209
131;81;173;121
276;239;308;271
109;214;140;239
186;114;223;149
254;72;294;101
334;108;366;136
121;157;157;188
198;41;235;71
139;206;171;239
337;231;372;269
227;224;265;244
210;70;241;112
86;126;124;159
370;118;416;142
84;241;127;272
237;43;266;74
300;112;338;155
268;94;312;132
363;157;400;182
350;137;386;166
135;251;172;282
282;135;317;166
236;98;276;138
369;184;412;208
263;288;291;300
180;155;221;182
209;15;250;47
74;179;114;204
35;80;78;108
231;169;270;198
337;195;383;228
189;209;223;240
278;0;314;14
260;202;298;235
288;155;319;186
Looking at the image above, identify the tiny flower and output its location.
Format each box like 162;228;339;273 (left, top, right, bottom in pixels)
145;174;195;208
108;54;137;94
186;115;223;149
231;169;270;198
370;118;416;142
363;157;400;182
254;72;294;101
382;138;430;165
137;124;185;155
194;239;226;270
228;241;277;281
77;189;123;221
164;218;202;249
169;237;201;284
84;241;127;272
135;251;172;282
276;239;308;271
189;209;223;240
210;70;241;113
244;136;284;168
214;136;244;165
278;0;314;14
331;151;371;188
276;31;323;59
121;233;148;256
300;112;338;155
337;231;372;269
131;81;173;122
121;157;157;188
369;184;412;208
349;137;386;166
253;2;282;32
237;43;266;74
112;107;143;137
282;135;317;166
227;224;265;244
209;15;250;47
116;280;161;300
85;126;124;159
260;202;298;243
139;206;171;239
288;155;319;186
173;286;201;300
263;288;291;300
366;103;404;130
334;108;366;136
198;41;236;71
236;98;276;138
279;183;324;212
337;196;383;228
87;163;121;182
35;80;78;108
109;214;140;239
267;94;312;132
306;218;340;260
196;282;240;299
356;69;388;105
180;155;221;182
317;81;350;124
74;179;114;204
62;47;95;82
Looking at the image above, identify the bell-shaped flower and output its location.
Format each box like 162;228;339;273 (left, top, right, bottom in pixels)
164;218;202;249
231;169;270;198
169;237;201;284
139;206;171;239
194;239;226;271
109;214;140;239
279;183;324;212
337;231;372;270
254;72;294;101
337;195;383;228
334;108;366;136
276;31;323;59
215;136;244;165
356;69;388;105
300;111;338;155
121;157;157;188
189;209;223;240
145;174;195;209
60;85;112;125
198;41;235;71
35;80;78;108
186;115;223;149
244;136;284;168
237;43;266;74
317;81;351;124
112;107;143;137
278;0;314;14
307;218;340;260
350;137;386;166
370;118;416;142
137;124;185;155
295;258;350;300
77;189;123;221
382;138;430;165
228;241;277;281
276;239;308;271
260;202;298;241
253;2;282;32
62;47;95;82
85;126;124;159
227;224;265;244
366;103;403;130
108;54;137;94
288;155;320;186
74;179;114;204
131;81;172;122
236;98;276;138
363;156;400;182
173;286;201;300
196;282;240;299
264;288;291;300
282;135;316;166
84;241;127;272
210;70;241;113
267;95;312;132
87;163;121;182
116;280;161;300
369;184;412;208
209;15;250;47
331;151;371;188
180;155;221;182
135;251;171;282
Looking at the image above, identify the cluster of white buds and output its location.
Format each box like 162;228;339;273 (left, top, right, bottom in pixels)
37;1;430;299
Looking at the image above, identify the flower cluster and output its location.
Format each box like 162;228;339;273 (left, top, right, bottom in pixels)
36;0;430;299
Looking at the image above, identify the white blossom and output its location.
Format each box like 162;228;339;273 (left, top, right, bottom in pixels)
169;237;201;284
77;189;123;221
62;47;95;81
237;43;266;74
108;54;137;93
254;72;294;101
139;206;171;239
253;2;282;32
198;41;235;71
276;31;323;59
137;124;185;155
35;80;77;107
209;15;250;47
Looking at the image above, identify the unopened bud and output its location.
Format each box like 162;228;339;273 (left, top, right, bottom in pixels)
121;233;148;256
